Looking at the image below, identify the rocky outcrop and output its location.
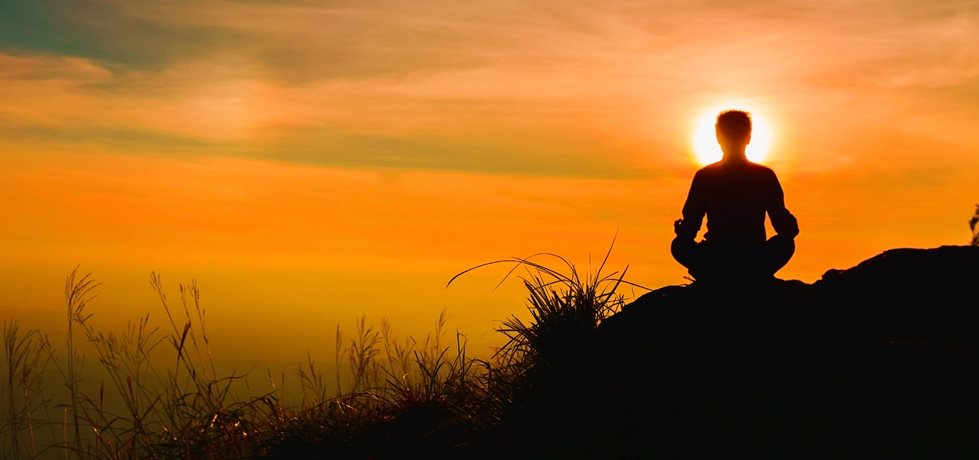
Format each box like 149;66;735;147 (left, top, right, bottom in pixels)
510;246;979;459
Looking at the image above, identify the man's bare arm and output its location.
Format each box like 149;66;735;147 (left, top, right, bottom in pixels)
675;172;706;240
768;172;799;238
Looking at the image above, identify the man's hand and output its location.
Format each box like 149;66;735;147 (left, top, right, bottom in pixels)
771;210;799;238
673;217;699;240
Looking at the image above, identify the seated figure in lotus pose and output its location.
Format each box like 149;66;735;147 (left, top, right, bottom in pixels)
671;110;799;284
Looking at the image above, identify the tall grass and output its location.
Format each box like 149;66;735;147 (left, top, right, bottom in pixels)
265;310;485;458
2;322;56;459
448;235;648;369
445;236;650;451
1;241;642;459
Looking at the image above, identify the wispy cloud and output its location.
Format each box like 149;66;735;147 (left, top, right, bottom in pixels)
2;0;978;178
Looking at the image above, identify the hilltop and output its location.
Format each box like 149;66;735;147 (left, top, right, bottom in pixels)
496;245;979;459
11;245;975;459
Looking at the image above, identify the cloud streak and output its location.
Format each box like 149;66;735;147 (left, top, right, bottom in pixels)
1;0;978;178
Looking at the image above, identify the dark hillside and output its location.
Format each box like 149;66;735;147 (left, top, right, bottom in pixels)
498;246;979;459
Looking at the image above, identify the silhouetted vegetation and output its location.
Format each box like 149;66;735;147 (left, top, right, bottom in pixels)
4;241;979;459
0;241;645;459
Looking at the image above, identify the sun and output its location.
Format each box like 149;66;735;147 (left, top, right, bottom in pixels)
691;106;774;165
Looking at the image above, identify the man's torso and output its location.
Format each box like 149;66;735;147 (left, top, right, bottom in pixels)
695;161;777;246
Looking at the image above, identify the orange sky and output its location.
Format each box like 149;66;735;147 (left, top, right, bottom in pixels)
2;1;978;370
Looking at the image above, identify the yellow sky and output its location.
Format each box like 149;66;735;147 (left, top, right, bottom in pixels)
2;0;978;368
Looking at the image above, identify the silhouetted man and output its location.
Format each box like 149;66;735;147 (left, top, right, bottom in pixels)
671;110;799;284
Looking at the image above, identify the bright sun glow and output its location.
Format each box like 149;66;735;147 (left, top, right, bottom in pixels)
692;105;774;165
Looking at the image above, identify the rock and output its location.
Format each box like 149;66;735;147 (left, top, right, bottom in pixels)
510;245;979;459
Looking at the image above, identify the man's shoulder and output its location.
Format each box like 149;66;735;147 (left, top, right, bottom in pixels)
698;161;776;176
745;160;775;172
696;162;724;175
744;161;780;179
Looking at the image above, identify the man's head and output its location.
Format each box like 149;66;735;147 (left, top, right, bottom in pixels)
715;110;752;157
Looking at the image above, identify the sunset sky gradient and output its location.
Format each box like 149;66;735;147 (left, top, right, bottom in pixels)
2;0;978;364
